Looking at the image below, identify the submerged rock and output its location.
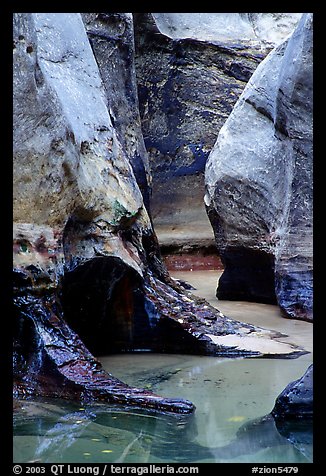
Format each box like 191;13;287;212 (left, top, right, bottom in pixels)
205;14;313;320
13;13;307;413
13;396;313;463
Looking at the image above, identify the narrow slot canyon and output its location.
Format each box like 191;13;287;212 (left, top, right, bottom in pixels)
12;12;313;465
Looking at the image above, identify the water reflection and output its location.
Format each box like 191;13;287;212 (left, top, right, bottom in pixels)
214;415;312;462
13;270;313;464
13;399;312;463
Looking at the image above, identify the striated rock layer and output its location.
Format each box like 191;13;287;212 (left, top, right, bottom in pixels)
13;13;306;414
205;14;313;321
134;13;302;251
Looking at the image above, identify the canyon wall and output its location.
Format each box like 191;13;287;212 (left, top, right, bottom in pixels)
13;13;305;413
134;13;302;252
205;14;313;320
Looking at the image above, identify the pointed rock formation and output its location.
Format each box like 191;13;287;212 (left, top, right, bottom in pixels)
272;364;313;420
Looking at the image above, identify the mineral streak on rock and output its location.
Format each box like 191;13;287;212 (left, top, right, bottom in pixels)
12;12;190;413
205;14;313;321
81;13;152;212
13;13;307;413
133;13;302;251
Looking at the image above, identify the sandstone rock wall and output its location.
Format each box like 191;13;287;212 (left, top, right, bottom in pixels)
13;12;177;412
81;13;152;211
205;14;313;320
13;13;308;413
134;13;302;251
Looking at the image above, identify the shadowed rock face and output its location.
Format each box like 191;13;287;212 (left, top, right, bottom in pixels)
133;13;302;251
205;14;313;321
272;364;313;420
13;13;307;414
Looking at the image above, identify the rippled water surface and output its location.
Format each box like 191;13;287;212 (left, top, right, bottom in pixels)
13;271;313;463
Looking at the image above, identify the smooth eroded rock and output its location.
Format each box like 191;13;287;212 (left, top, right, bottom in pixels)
13;13;308;414
152;13;302;46
134;13;302;252
272;364;313;419
205;13;313;320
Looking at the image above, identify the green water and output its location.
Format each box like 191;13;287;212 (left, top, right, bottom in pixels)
13;352;312;463
13;271;313;463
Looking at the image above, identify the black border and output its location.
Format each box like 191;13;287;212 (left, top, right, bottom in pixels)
5;4;321;473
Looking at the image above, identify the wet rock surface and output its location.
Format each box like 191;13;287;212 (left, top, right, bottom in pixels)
272;364;313;420
13;13;308;414
205;14;313;321
13;289;194;414
13;12;193;414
